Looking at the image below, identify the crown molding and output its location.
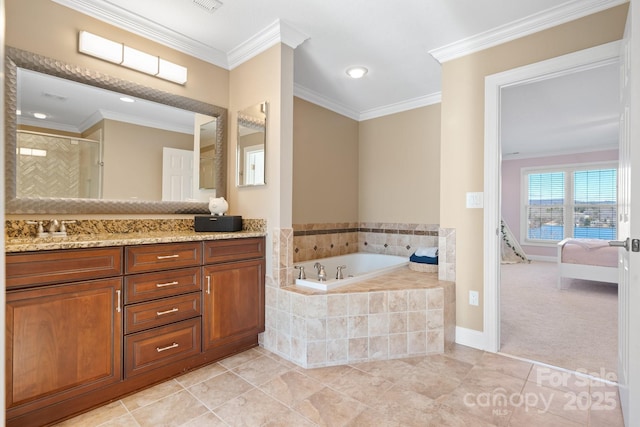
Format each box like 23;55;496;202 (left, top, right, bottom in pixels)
293;84;361;120
429;0;628;63
294;84;442;122
359;93;442;121
228;20;309;69
53;0;230;68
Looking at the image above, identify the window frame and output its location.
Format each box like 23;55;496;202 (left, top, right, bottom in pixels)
520;161;617;247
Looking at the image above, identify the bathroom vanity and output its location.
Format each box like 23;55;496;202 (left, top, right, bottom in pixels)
5;233;265;427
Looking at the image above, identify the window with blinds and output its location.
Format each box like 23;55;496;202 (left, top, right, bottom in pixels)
523;164;617;243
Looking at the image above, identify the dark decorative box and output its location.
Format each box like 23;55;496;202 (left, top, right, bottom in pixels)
194;215;243;232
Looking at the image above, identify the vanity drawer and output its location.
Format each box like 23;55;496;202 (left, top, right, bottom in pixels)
125;292;201;334
203;238;265;264
6;247;123;289
124;318;201;378
124;267;201;304
125;242;201;274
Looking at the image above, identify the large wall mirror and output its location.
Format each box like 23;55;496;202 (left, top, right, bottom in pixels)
5;46;227;214
237;102;267;187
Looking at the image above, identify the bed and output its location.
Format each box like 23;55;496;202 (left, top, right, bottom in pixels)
557;238;619;289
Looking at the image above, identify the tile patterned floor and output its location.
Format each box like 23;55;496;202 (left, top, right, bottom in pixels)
54;344;625;427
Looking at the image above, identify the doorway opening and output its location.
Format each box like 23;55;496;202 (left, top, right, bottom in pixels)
484;41;621;378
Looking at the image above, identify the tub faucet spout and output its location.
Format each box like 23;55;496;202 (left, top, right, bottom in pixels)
314;262;327;281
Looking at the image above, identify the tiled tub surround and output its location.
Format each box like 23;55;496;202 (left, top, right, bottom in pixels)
293;223;456;282
261;268;455;368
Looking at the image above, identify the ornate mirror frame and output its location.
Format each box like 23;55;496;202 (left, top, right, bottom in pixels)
5;46;228;214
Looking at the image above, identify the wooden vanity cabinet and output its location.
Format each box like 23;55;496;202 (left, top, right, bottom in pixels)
123;242;202;378
5;237;266;427
5;248;123;424
202;238;265;350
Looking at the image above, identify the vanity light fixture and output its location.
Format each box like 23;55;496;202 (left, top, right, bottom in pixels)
346;66;368;79
78;31;188;85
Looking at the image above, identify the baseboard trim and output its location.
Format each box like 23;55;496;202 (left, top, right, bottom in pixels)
526;255;556;262
455;326;486;350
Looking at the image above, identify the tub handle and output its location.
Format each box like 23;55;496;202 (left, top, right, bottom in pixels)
336;265;347;279
294;265;306;280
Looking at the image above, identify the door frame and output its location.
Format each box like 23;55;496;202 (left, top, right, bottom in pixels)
483;41;622;352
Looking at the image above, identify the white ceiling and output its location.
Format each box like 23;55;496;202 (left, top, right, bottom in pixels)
24;0;624;157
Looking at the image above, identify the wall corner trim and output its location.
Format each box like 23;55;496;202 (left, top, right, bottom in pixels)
455;326;487;351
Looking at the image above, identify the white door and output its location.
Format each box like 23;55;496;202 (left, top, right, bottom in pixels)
162;147;193;201
616;2;640;424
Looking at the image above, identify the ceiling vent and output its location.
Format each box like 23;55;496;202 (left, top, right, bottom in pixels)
192;0;223;13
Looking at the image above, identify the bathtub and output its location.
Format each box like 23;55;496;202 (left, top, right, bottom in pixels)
294;253;409;291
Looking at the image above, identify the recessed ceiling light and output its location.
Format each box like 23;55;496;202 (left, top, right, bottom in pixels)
33;112;47;119
120;97;135;103
346;66;368;79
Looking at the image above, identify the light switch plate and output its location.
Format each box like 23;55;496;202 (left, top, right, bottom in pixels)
466;192;484;208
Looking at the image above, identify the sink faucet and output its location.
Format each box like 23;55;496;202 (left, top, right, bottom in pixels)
314;262;327;281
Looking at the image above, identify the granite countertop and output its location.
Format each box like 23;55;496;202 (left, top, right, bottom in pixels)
5;230;266;253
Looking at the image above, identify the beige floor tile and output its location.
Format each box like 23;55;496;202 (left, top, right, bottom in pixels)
345;407;412;427
293;386;366;426
174;362;228;388
296;364;354;384
130;390;209;427
462;366;528;393
329;367;394;405
121;379;184;411
180;411;228;426
232;354;293;386
521;381;589;425
217;347;263;369
424;404;499;426
478;352;534;379
416;353;474;382
400;369;462;400
98;413;140;427
349;358;418;382
263;410;318;426
54;401;129;427
213;388;292;426
527;364;592;394
52;346;622;427
445;343;486;364
188;371;255;409
509;405;583;426
259;370;325;407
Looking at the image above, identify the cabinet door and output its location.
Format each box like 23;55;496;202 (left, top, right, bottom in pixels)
202;259;265;350
6;278;123;411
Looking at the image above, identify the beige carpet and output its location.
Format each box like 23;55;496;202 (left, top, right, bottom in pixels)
500;261;618;379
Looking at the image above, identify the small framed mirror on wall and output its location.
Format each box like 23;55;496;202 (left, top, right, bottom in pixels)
237;102;267;187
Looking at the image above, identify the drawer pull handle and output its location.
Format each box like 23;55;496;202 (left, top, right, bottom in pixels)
156;281;179;288
157;307;179;316
156;254;180;260
116;290;121;313
156;342;179;353
206;275;211;295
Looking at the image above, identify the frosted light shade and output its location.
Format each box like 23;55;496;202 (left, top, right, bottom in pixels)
157;59;188;84
122;46;159;75
78;31;123;63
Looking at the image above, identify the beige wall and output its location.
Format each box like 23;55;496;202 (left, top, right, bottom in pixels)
292;98;359;224
101;120;192;200
359;104;441;224
440;4;628;332
228;43;295;276
6;0;228;108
